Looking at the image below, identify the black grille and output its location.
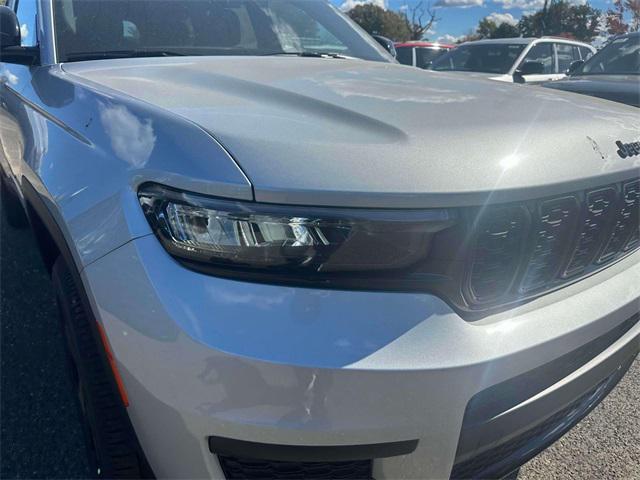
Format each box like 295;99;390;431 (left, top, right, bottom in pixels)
599;180;640;261
467;206;529;303
563;187;617;278
218;457;373;480
519;196;580;293
465;179;640;309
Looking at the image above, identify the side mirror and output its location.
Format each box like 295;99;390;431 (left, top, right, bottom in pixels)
519;61;545;75
513;61;545;83
0;6;20;48
372;35;397;58
0;6;38;66
567;60;584;75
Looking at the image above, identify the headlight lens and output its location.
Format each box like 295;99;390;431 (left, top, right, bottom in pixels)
138;183;456;274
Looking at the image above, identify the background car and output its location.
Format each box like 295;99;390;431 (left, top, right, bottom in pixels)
544;32;640;107
430;37;595;83
395;41;454;69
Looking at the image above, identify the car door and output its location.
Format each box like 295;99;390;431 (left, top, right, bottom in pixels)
555;43;583;75
579;46;594;61
517;42;562;83
0;0;40;183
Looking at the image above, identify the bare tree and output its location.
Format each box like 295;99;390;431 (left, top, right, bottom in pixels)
404;1;439;40
540;0;550;36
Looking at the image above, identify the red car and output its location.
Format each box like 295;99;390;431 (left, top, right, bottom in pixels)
395;41;455;69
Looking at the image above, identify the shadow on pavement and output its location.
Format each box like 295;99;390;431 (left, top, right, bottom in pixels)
1;208;91;479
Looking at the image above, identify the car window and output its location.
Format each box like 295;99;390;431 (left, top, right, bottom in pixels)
15;0;38;47
579;46;593;61
431;43;526;74
581;35;640;75
415;47;448;69
52;0;389;63
556;43;581;72
519;42;554;74
395;46;413;66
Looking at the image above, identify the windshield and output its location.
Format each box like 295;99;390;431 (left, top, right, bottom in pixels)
580;35;640;75
395;46;413;66
53;0;390;63
415;47;449;69
430;43;526;74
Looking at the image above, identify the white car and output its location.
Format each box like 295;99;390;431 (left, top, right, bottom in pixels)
430;37;596;84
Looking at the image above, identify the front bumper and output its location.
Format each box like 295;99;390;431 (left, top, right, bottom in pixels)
81;235;640;479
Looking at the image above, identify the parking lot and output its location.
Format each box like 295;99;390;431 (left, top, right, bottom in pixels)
1;211;639;479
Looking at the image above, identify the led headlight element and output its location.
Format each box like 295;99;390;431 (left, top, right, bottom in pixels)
138;183;455;274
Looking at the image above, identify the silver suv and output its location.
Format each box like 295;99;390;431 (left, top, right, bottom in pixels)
1;1;638;479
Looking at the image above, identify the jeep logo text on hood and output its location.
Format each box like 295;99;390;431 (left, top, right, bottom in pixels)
616;140;640;159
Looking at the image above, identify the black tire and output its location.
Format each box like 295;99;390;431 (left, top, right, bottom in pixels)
52;256;152;479
1;174;29;228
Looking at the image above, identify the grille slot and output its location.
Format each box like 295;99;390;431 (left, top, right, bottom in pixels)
563;187;617;278
466;206;529;303
519;197;580;293
622;180;640;251
218;457;373;480
598;180;640;263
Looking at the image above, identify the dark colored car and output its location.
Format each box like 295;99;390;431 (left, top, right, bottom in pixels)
395;41;454;69
544;32;640;107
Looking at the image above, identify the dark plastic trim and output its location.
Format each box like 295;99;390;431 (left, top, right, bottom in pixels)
208;437;419;462
451;350;637;480
464;312;640;428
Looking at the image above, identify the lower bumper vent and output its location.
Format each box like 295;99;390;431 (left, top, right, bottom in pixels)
218;456;373;480
450;354;635;479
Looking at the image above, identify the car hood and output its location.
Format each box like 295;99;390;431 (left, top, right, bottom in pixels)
63;57;640;208
545;75;640;108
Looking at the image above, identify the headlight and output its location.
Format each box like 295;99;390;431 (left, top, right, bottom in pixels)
138;183;456;275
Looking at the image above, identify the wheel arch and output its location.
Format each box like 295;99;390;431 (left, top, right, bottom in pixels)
21;177;69;274
20;176;155;478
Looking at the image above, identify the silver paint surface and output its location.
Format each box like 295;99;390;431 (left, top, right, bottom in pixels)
81;236;640;479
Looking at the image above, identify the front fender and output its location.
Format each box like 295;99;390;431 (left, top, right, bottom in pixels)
11;64;252;268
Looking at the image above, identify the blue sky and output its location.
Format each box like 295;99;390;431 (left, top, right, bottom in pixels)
332;0;611;43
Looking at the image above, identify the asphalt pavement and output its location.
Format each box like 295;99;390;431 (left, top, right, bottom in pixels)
1;206;638;479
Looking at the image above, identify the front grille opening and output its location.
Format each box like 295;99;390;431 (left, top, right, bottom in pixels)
466;206;529;304
562;187;617;278
463;178;640;311
599;180;640;261
217;456;373;480
518;196;580;293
